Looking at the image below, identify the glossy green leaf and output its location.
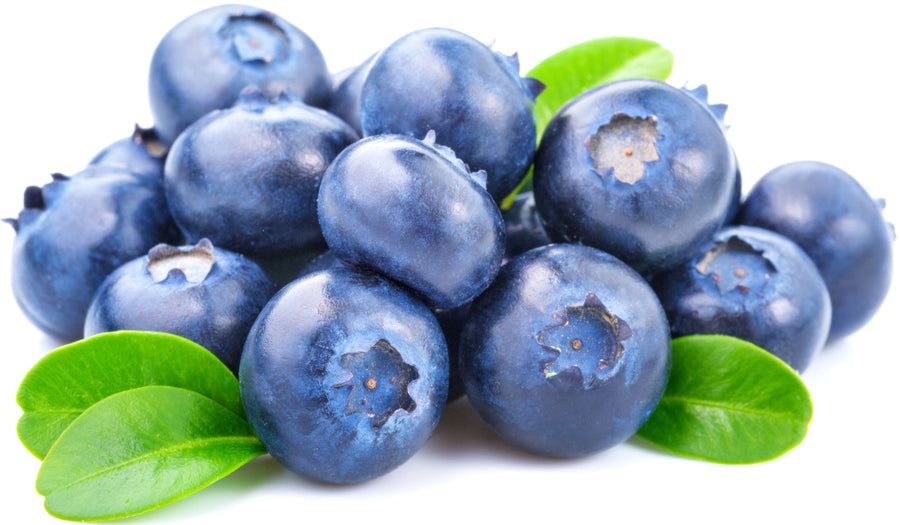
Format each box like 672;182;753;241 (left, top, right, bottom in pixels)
502;37;673;208
17;331;245;459
636;335;813;464
37;386;266;522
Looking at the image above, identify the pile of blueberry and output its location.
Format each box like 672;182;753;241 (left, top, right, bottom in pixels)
6;4;894;484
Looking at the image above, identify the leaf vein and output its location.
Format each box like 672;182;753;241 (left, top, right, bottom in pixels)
660;395;808;422
45;435;263;495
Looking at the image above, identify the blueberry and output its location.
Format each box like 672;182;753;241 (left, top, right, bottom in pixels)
84;239;276;375
89;125;168;180
240;266;448;484
317;131;505;309
737;161;894;341
360;28;544;201
533;79;737;278
459;244;671;458
328;52;377;136
501;191;552;259
165;87;359;259
149;4;331;145
6;167;180;340
653;226;831;373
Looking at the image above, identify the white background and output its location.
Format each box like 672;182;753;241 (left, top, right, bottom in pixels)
2;1;898;523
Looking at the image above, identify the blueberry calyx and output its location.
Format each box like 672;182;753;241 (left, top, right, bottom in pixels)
131;124;167;159
536;292;632;388
682;84;728;128
147;238;217;283
222;12;289;65
276;89;304;105
695;236;777;295
23;186;46;210
522;77;547;101
586;113;663;184
236;85;270;110
872;198;896;242
421;130;488;188
492;50;545;102
333;338;420;429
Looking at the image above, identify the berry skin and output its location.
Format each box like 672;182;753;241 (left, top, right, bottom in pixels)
360;27;544;201
317;132;505;309
240;266;449;484
533;79;737;278
149;4;331;145
459;244;671;458
164;87;359;260
737;161;894;341
6;167;181;340
653;226;831;373
328;52;377;136
84;239;276;375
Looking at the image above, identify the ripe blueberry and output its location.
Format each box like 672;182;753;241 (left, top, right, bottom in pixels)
165;87;358;259
533;79;737;278
459;244;671;458
240;266;448;484
317;131;504;309
653;225;831;373
149;4;331;144
6;167;180;340
85;239;276;375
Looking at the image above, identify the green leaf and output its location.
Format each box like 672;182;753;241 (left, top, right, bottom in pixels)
528;37;673;140
17;331;245;459
502;37;673;208
37;385;266;522
636;335;813;464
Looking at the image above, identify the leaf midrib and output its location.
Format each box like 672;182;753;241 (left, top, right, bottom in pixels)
42;434;263;495
659;394;808;422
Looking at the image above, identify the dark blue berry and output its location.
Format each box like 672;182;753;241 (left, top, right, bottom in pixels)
84;239;276;375
240;266;448;484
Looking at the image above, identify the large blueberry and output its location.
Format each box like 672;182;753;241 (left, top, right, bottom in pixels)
533;79;737;278
317;132;504;309
737;161;894;341
459;244;671;458
240;267;448;484
149;4;331;145
653;226;831;373
165;87;359;259
6;167;180;340
89;125;168;181
84;239;276;375
360;28;543;201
